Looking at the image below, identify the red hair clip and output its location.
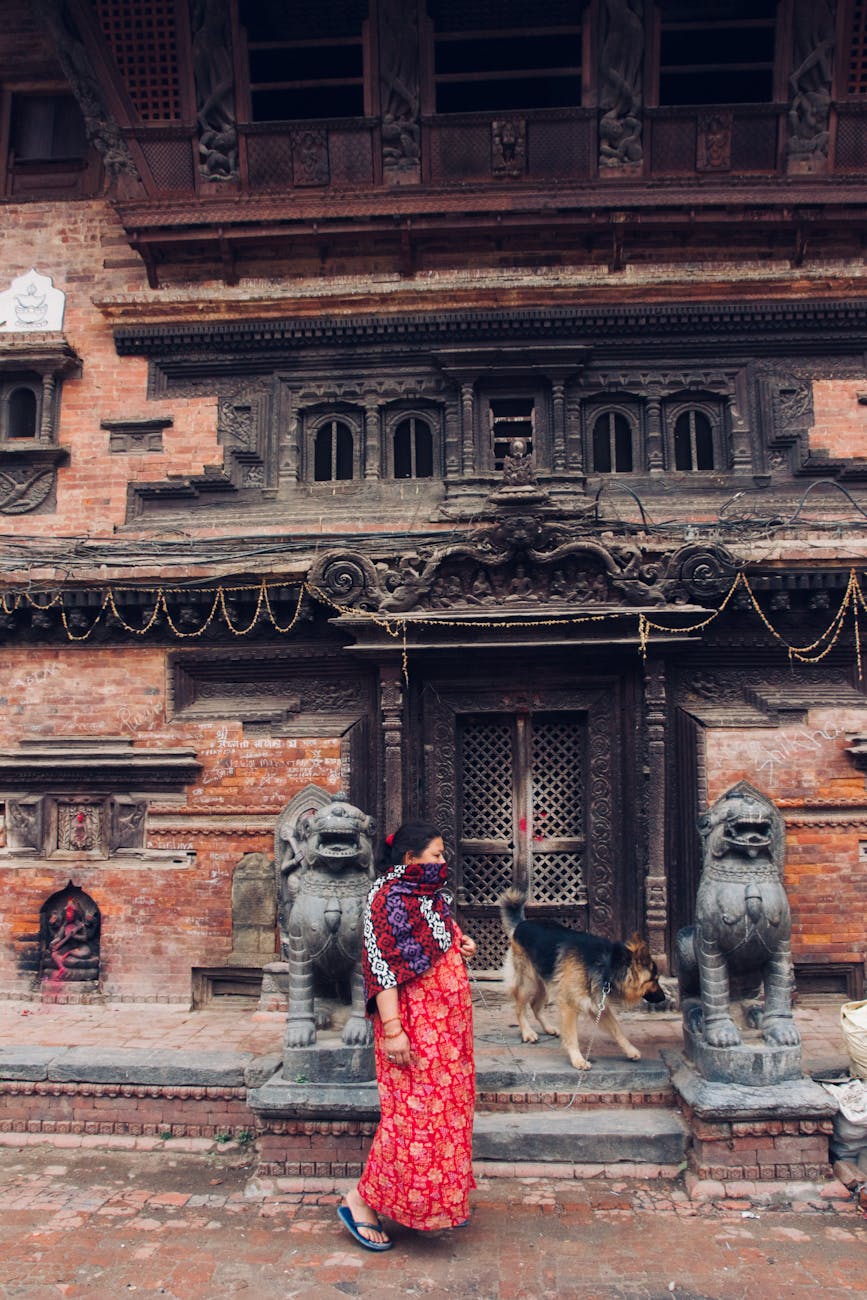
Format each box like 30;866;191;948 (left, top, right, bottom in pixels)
385;832;395;846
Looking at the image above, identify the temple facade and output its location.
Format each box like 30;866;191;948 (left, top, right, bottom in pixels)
0;0;866;1003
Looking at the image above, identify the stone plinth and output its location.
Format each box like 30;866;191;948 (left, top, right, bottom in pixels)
282;1038;374;1086
664;1050;836;1183
682;1018;802;1086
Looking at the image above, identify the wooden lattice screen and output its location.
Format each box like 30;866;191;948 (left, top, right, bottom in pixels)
94;0;181;122
847;0;867;95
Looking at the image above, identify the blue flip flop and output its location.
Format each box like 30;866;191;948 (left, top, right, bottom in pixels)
338;1203;393;1252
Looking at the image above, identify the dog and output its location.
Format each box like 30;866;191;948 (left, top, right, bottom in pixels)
498;888;667;1071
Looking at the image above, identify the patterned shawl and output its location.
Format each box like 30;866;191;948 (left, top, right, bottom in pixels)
361;859;454;1013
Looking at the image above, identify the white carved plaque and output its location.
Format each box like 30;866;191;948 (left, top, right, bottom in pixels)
0;269;66;332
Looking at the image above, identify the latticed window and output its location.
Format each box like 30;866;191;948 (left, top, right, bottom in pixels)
673;408;715;470
313;419;354;481
393;417;434;479
429;0;582;113
847;0;867;95
1;376;41;440
592;411;633;472
94;0;181;122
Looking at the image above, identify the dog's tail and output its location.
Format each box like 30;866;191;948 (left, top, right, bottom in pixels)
498;886;527;937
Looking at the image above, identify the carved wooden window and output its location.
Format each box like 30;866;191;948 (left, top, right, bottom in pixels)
592;410;634;473
393;416;434;479
9;94;87;161
2;91;98;199
1;375;42;440
313;418;355;481
488;396;535;471
655;1;777;106
672;408;715;471
845;0;867;94
428;0;583;113
239;0;368;121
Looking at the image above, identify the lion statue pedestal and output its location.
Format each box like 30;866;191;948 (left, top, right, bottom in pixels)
675;781;802;1087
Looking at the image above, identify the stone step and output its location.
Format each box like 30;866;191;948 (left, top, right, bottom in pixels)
473;1107;689;1167
476;1056;671;1099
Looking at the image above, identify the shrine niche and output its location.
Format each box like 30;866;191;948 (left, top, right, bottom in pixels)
39;882;101;990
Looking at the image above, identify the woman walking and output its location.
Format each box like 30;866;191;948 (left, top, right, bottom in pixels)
338;821;477;1251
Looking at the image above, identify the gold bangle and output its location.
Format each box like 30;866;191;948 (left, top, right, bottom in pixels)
383;1028;405;1041
382;1017;402;1029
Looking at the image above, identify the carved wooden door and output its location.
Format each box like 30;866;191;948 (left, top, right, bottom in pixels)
421;682;621;971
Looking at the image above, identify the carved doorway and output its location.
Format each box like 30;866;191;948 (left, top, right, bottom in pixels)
418;677;627;971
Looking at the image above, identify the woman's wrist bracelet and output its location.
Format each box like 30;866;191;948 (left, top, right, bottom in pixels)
382;1016;402;1029
383;1028;405;1041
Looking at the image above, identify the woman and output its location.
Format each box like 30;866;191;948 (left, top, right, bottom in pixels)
338;821;477;1251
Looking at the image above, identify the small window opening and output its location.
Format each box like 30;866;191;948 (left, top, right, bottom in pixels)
10;95;87;161
314;420;354;481
394;417;433;479
674;410;715;471
7;387;38;438
592;411;632;473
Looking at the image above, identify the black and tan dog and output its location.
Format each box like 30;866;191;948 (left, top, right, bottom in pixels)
498;888;667;1070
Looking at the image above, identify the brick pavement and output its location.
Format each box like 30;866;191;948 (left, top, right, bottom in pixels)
0;1144;864;1299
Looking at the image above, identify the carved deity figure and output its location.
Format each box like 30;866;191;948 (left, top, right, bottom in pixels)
501;437;536;487
598;0;644;168
41;887;100;983
379;0;421;175
190;0;239;179
676;781;800;1051
787;0;835;158
275;793;376;1048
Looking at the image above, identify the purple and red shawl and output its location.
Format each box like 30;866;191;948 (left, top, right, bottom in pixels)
361;859;454;1014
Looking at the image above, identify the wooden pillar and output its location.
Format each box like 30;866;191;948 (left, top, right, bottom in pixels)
40;374;55;442
380;662;405;832
552;380;567;471
646;395;664;474
460;381;475;474
643;657;668;971
364;400;381;480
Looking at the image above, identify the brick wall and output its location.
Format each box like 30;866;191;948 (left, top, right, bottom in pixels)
0;644;342;1001
809;380;867;458
705;707;867;977
0;202;224;539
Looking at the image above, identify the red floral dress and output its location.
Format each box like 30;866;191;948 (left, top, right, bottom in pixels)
358;939;476;1230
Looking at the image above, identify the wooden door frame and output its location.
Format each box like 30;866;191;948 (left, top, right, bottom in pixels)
411;662;639;942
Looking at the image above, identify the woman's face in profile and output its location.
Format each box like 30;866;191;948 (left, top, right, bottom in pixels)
413;835;444;864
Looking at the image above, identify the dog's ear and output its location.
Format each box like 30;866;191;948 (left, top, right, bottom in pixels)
627;933;651;959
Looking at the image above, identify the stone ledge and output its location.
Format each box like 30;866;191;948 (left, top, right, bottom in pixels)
0;1046;255;1087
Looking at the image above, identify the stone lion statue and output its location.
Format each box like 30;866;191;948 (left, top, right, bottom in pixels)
676;780;800;1050
275;792;376;1049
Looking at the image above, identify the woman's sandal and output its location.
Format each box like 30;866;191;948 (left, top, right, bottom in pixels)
337;1203;393;1252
